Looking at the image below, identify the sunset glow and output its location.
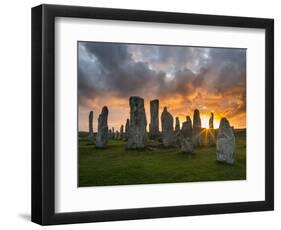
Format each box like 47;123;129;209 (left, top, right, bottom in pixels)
78;42;246;132
201;115;209;129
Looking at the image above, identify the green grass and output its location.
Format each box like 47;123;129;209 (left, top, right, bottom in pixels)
78;131;246;187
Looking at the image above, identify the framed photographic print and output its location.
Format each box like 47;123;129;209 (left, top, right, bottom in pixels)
31;4;274;225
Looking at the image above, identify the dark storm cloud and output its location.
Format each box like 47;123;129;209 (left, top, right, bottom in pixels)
78;41;246;110
190;48;246;92
78;42;167;102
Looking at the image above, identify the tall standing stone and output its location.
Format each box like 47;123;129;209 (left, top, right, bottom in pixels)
108;128;112;139
175;117;181;147
96;106;109;148
192;109;202;145
216;118;235;164
208;112;216;145
127;96;147;149
125;119;130;140
161;107;175;147
181;116;193;153
87;111;94;144
120;125;124;140
175;117;180;133
111;127;115;139
182;116;192;139
209;112;214;129
150;99;160;139
88;111;94;133
192;109;202;147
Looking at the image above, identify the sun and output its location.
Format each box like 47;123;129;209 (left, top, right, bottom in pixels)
201;115;209;129
201;115;220;129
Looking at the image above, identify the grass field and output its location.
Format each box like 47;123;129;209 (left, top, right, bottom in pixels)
78;130;246;187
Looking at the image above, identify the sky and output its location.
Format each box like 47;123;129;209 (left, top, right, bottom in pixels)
78;41;246;132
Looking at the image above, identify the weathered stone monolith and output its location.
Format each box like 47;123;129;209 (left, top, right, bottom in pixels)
209;112;214;129
216;118;235;164
125;119;130;140
175;117;180;133
161;107;175;147
87;111;94;144
88;111;93;133
114;130;120;140
120;125;124;140
108;128;112;139
112;127;115;139
181;138;194;154
181;116;193;153
127;96;147;149
150;99;160;139
192;109;202;147
96;106;109;148
182;116;192;139
175;117;181;147
208;112;216;145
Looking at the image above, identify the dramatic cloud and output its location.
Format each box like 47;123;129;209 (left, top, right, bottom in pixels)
78;42;246;131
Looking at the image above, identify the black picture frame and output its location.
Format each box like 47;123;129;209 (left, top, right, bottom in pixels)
31;4;274;225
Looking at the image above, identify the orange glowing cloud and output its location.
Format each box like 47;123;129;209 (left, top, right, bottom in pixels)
79;87;245;132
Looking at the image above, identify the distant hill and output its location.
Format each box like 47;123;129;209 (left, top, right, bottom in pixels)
79;131;98;138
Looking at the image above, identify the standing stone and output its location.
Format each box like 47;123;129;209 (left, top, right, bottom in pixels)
150;99;160;139
208;112;216;145
120;125;124;140
125;119;130;140
192;109;202;147
181;116;193;153
209;112;214;129
127;96;147;149
96;106;109;148
216;118;235;164
175;117;180;133
181;138;194;154
108;128;112;139
114;131;120;140
161;107;175;147
111;127;115;139
175;117;181;147
87;111;94;144
182;116;192;139
88;111;94;133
